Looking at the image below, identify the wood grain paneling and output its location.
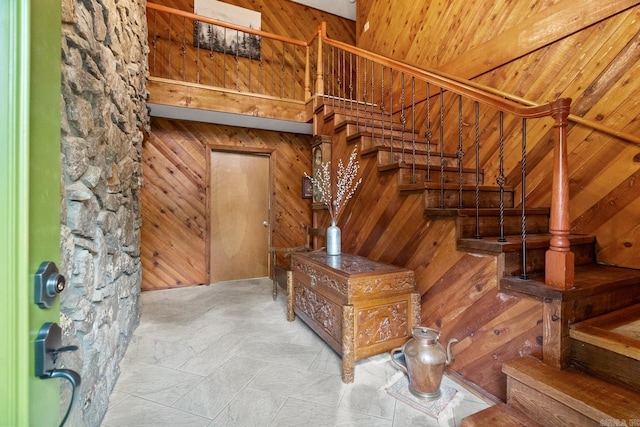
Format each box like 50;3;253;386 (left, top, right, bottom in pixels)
358;0;640;270
143;0;639;402
147;0;356;99
141;117;312;290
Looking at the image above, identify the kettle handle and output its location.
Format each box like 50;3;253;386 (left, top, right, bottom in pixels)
389;347;407;374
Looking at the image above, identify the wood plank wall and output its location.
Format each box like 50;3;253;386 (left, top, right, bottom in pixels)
142;0;638;400
341;0;640;400
147;0;356;98
142;117;313;290
357;0;640;270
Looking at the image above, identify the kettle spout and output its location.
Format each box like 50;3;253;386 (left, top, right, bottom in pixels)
446;338;459;365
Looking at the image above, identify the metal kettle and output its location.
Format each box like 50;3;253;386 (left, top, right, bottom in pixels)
390;326;458;400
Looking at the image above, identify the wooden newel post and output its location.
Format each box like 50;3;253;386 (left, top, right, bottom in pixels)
545;97;574;290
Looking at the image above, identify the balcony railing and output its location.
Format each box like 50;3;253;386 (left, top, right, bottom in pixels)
146;4;574;289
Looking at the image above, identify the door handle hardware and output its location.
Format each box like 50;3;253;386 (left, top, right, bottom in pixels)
34;261;66;309
35;322;81;427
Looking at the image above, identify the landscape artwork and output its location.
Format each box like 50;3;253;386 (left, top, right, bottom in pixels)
193;0;262;59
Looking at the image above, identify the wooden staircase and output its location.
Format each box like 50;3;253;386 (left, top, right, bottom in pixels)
316;97;640;425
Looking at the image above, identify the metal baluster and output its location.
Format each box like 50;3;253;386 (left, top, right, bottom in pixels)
380;66;385;148
152;10;157;76
342;49;346;108
258;56;263;95
337;50;342;105
371;60;375;143
411;77;416;183
356;56;360;130
181;18;187;81
349;52;353;120
520;119;529;279
497;112;507;242
248;33;252;94
223;28;227;89
474;102;481;239
426;82;432;182
362;58;367;130
195;19;200;84
291;45;295;99
458;95;465;208
439;88;445;208
330;46;334;108
390;70;394;160
235;31;240;91
281;42;285;98
168;13;172;80
400;73;406;164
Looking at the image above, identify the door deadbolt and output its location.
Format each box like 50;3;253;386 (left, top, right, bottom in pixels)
35;261;66;309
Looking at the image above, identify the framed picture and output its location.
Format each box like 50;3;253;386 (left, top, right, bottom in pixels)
302;176;313;199
193;0;262;60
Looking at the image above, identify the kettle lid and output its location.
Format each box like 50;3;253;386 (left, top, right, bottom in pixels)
412;327;440;342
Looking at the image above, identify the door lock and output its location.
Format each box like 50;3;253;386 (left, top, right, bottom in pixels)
35;322;81;426
35;261;66;309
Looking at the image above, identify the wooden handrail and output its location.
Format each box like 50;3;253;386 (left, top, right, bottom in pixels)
433;69;640;147
314;27;575;289
318;35;560;120
147;3;307;47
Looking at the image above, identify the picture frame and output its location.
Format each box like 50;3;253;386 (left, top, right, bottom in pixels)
302;176;313;199
193;0;262;60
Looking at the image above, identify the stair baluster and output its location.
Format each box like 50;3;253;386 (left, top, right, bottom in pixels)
389;70;394;160
400;73;406;164
439;88;445;209
474;102;481;239
370;59;375;143
458;95;464;208
426;82;432;183
380;65;386;148
411;77;416;183
349;52;358;120
521;119;529;279
497;112;506;242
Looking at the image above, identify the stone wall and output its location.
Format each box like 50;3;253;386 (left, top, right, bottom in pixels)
59;0;149;425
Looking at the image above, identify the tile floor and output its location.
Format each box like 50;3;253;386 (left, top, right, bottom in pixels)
102;278;491;426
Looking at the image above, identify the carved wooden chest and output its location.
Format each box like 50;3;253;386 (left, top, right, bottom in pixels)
287;251;419;383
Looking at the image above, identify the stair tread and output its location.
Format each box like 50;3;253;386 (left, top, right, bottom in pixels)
503;356;640;421
458;233;594;253
363;146;456;158
425;207;549;217
400;182;514;192
461;402;544;427
501;264;640;300
570;303;640;361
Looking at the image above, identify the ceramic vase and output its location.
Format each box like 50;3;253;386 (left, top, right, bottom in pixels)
326;220;341;256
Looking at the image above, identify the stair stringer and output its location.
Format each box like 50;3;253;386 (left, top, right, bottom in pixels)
313;101;546;401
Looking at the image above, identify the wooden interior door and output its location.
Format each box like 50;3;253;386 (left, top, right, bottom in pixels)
210;151;270;282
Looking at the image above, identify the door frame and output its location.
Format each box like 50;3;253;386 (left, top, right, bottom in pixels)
207;145;275;283
1;0;62;425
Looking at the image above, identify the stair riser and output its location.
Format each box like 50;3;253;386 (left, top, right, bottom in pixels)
508;379;601;426
378;151;459;168
502;242;596;276
341;121;425;139
398;168;482;186
571;341;640;395
352;134;439;153
457;214;549;239
424;189;514;209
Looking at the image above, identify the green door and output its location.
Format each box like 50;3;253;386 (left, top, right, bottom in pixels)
0;0;63;425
